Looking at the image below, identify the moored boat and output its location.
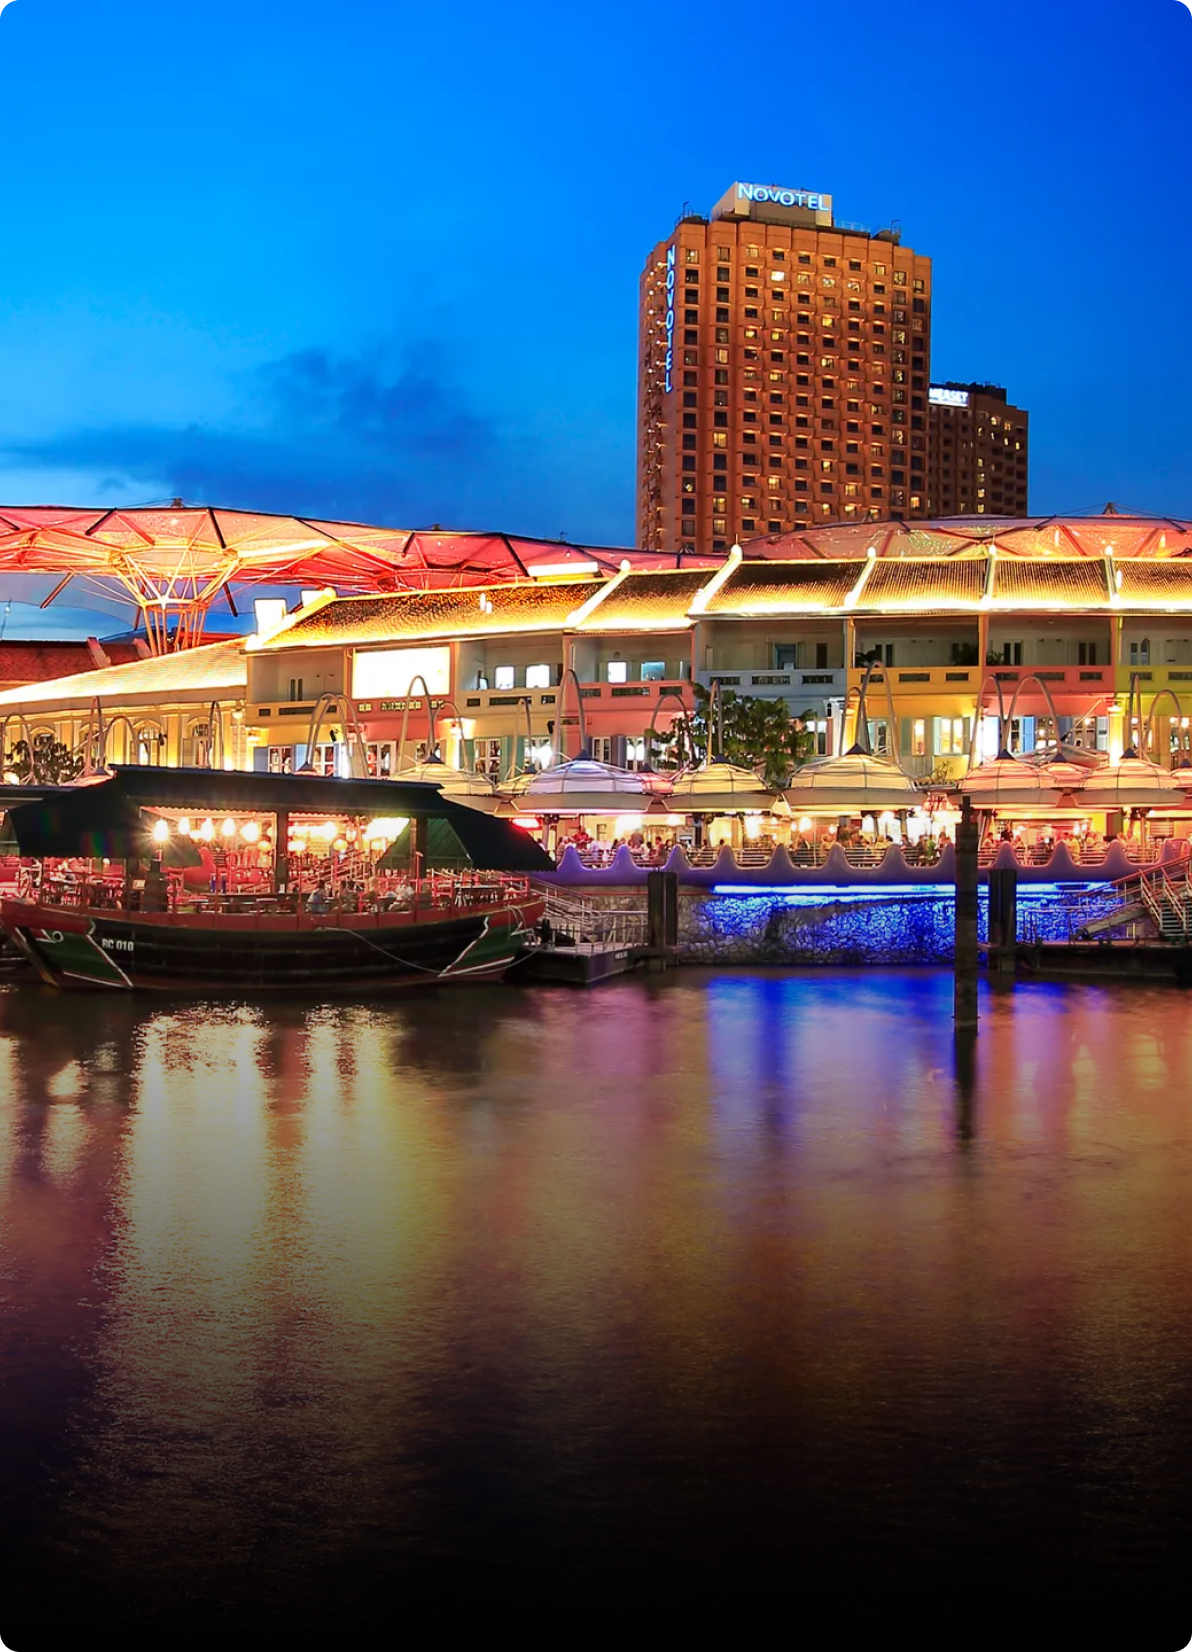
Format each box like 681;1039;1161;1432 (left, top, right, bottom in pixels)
0;766;549;992
0;885;540;992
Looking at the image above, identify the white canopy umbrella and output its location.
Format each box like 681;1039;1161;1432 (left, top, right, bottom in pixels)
959;753;1078;814
1067;754;1187;813
784;750;922;816
393;755;502;813
507;757;670;816
665;760;786;816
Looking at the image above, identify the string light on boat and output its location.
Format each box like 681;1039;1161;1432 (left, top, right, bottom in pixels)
199;818;215;842
240;822;261;843
178;817;192;837
221;818;237;839
151;819;170;843
366;817;409;844
318;821;338;843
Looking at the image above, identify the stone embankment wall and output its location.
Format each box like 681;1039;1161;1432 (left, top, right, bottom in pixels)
564;888;1129;966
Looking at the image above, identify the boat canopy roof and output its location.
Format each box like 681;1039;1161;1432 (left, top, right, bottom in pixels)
3;767;553;872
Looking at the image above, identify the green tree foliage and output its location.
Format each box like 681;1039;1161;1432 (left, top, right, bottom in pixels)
5;736;85;786
656;684;817;787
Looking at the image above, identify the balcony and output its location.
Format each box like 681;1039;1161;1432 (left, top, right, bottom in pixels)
978;664;1114;710
457;682;694;732
848;665;982;698
1114;665;1192;698
697;667;847;701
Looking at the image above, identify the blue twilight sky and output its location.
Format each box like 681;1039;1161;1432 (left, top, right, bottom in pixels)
0;0;1187;562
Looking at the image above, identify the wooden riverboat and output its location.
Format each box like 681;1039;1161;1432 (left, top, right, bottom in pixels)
0;882;542;992
0;766;551;993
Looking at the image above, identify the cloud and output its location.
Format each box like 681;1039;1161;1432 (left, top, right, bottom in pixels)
2;341;530;530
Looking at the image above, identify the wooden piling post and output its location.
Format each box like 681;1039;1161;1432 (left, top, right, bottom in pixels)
954;794;979;1028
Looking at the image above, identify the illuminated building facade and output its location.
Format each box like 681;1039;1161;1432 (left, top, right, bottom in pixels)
637;181;932;556
927;383;1029;517
2;515;1191;794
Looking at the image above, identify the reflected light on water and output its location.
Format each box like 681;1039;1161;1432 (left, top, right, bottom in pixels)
0;974;1190;1646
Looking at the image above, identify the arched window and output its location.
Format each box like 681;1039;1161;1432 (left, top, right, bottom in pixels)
184;722;212;767
136;724;166;766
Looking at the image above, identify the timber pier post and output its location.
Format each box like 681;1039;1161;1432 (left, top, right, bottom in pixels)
954;795;979;1029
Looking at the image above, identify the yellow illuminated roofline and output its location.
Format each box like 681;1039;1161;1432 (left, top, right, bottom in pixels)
688;545;743;615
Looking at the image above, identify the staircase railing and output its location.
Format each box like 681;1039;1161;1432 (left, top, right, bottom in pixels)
534;885;650;947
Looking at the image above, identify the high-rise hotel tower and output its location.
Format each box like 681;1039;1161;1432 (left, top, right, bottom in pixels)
637;182;932;555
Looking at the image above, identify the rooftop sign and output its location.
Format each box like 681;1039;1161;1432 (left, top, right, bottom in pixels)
712;181;833;224
929;387;971;408
736;182;829;211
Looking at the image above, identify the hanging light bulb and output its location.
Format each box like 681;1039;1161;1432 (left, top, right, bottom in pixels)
199;818;215;842
221;818;237;838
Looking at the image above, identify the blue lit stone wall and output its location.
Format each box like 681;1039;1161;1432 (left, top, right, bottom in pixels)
676;890;1125;966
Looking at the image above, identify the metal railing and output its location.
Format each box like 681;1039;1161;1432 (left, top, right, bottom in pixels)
534;885;650;947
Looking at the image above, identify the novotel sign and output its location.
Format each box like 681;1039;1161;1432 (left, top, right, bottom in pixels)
736;182;829;211
664;243;676;393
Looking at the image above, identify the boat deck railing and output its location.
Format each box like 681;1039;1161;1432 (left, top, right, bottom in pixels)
5;872;537;922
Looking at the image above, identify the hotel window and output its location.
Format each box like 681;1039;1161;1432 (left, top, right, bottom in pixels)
641;661;666;682
473;739;503;779
525;663;551;689
494;666;515;691
1130;638;1151;666
684;248;698;262
912;719;927;757
713;432;727;448
606;660;629;684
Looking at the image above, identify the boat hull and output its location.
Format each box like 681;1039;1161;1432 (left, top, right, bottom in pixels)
0;898;543;993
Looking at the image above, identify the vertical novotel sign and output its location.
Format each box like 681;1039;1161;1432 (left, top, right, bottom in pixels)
664;245;676;393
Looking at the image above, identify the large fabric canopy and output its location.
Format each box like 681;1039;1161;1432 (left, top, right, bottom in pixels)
0;507;715;653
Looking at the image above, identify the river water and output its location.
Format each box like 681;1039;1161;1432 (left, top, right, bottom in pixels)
1;971;1190;1649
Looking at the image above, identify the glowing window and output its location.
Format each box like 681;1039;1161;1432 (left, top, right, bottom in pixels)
353;646;450;699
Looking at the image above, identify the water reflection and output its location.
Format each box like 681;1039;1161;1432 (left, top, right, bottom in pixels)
0;974;1190;1646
